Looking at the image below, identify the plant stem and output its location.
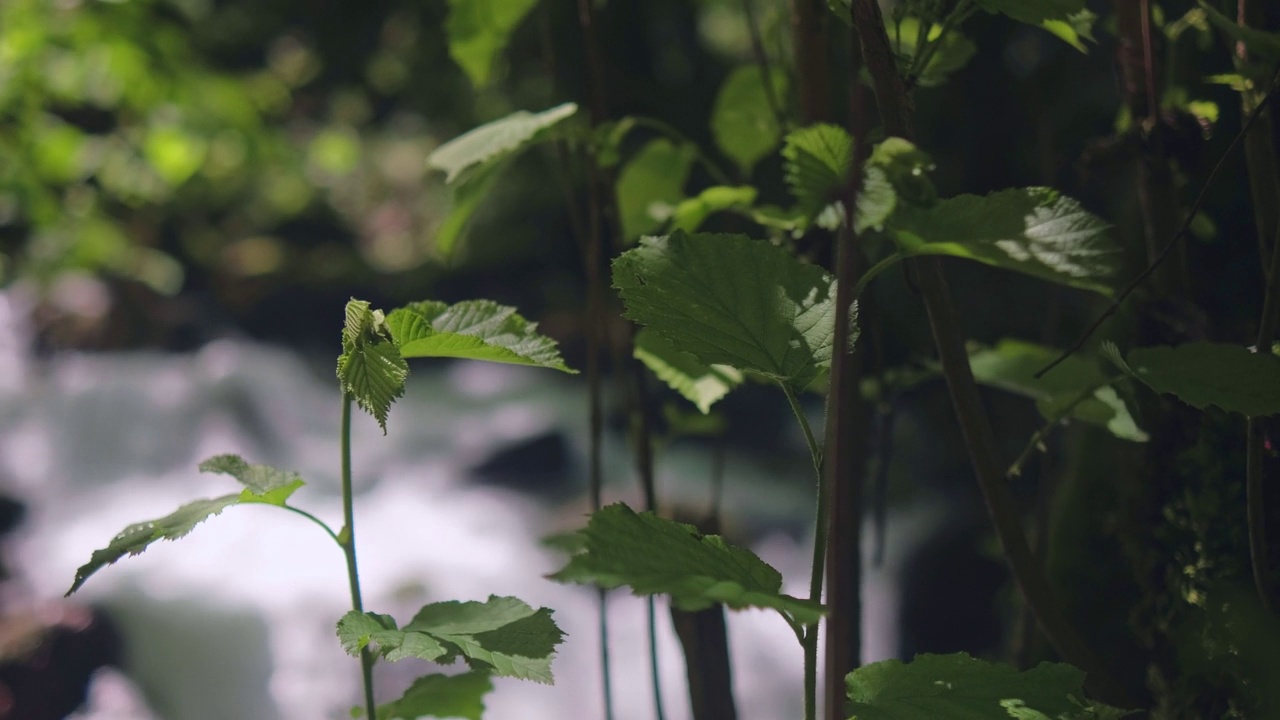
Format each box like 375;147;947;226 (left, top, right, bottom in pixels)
852;252;904;299
782;383;823;720
282;505;341;546
1004;380;1115;479
338;394;377;720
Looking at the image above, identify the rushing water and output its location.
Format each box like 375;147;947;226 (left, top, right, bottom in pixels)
0;292;944;720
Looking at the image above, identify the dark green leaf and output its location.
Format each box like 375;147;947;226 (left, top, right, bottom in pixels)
616;139;695;240
892;17;978;84
783;124;853;219
891;187;1117;295
550;503;826;624
711;66;788;175
337;299;408;433
444;0;541;87
671;185;758;233
1040;10;1098;53
1197;2;1280;63
974;0;1085;26
378;672;493;720
633;327;743;414
1123;342;1280;416
386;299;576;373
612;231;842;391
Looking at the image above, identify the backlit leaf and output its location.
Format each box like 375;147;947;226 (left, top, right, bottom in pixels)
670;185;758;233
634;328;743;414
1122;342;1280;416
337;299;408;433
66;455;306;596
378;672;493;720
616;139;695;240
550;503;825;624
386;299;576;373
974;0;1098;51
891;187;1117;295
444;0;541;87
612;232;842;391
783;124;852;219
892;17;978;83
711;66;788;175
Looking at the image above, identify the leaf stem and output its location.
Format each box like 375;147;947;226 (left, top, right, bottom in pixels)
782;382;823;720
281;505;341;546
852;252;904;299
1005;381;1112;479
338;394;377;720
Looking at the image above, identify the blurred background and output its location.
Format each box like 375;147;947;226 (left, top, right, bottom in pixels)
0;0;1274;718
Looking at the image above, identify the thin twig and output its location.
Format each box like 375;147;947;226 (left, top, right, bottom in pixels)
1248;218;1280;614
742;0;788;133
1034;66;1280;380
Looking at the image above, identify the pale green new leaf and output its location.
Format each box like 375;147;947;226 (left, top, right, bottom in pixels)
612;232;841;391
846;652;1117;720
337;299;408;433
616;139;696;240
550;503;825;624
671;186;758;233
67;456;306;596
429;103;579;183
634;328;743;414
378;672;493;720
890;187;1118;295
444;0;541;87
1122;342;1280;416
386;300;576;373
711;66;788;175
968;340;1146;442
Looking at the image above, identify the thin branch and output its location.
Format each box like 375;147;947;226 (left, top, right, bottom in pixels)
789;0;831;124
1005;382;1112;479
1034;66;1280;380
742;0;788;133
1248;217;1280;614
281;505;341;546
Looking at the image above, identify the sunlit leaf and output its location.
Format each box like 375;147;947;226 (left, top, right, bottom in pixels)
1120;342;1280;416
66;454;305;596
386;299;576;373
550;503;825;624
612;231;843;391
616;139;695;240
337;299;408;432
634;328;743;414
144;125;207;186
378;672;493;720
670;185;758;232
711;66;788;175
890;187;1117;295
892;17;979;83
428;104;579;184
444;0;541;87
1041;10;1098;53
783;124;852;219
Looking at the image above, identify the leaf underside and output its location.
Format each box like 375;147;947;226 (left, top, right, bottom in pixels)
633;327;744;414
549;503;826;624
1125;342;1280;417
378;671;493;720
386;299;576;373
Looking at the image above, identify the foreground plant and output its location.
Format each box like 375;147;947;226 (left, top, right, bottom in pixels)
67;297;576;719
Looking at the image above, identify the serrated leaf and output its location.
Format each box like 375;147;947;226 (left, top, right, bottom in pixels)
378;672;493;720
444;0;541;87
337;299;408;433
198;454;306;506
711;66;788;175
968;340;1146;442
550;503;826;624
890;187;1118;295
783;124;853;219
847;653;1096;720
386;299;576;374
1122;342;1280;416
429;104;579;184
612;232;842;391
634;328;744;414
1197;1;1280;63
66;458;306;596
671;185;758;233
616;139;696;240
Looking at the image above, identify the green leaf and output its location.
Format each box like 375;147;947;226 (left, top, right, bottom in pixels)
66;457;306;596
670;185;758;233
339;596;565;684
1121;342;1280;416
612;231;842;391
444;0;541;87
428;103;578;184
378;672;493;720
968;340;1146;442
550;503;825;624
1197;1;1280;63
890;187;1118;295
1040;10;1098;53
337;299;408;433
616;139;696;240
386;299;576;373
783;124;853;219
634;328;744;414
432;161;503;258
892;17;978;84
710;66;788;175
974;0;1098;51
846;653;1099;720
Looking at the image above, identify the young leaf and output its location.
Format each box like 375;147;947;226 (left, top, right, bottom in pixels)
670;185;758;233
444;0;541;87
1121;342;1280;416
783;124;853;219
378;671;493;720
612;232;842;391
634;328;744;414
968;340;1146;442
711;66;788;175
616;138;696;240
890;187;1118;296
846;652;1130;720
337;596;565;684
550;503;826;624
892;17;978;83
429;103;579;183
67;456;306;596
386;299;576;373
337;299;408;433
